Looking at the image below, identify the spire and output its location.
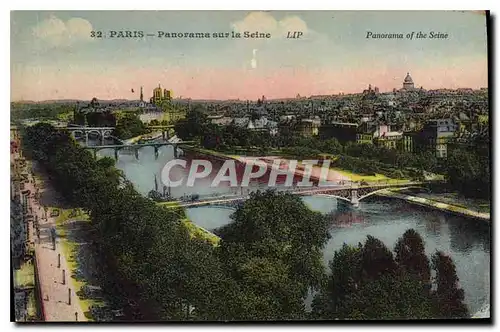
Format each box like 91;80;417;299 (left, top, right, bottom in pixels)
140;86;143;102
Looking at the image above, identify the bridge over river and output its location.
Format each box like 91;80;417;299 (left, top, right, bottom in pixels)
158;180;433;208
83;141;196;159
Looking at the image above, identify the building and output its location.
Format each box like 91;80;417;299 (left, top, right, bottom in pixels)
295;117;321;137
150;84;173;106
415;119;457;158
356;131;374;144
233;116;278;136
208;114;233;126
249;117;278;136
362;84;380;96
399;131;418;152
356;123;403;149
374;131;403;149
164;89;172;100
139;86;146;108
402;72;415;91
319;121;358;142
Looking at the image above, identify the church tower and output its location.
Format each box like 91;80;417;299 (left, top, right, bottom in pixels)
140;86;143;102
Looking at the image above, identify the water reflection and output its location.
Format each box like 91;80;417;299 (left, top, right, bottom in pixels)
94;143;490;315
185;207;235;232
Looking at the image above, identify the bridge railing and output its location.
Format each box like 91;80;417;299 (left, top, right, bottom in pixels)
174;179;434;203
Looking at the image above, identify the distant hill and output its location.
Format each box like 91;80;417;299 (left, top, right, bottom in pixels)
11;97;296;105
11;99;140;106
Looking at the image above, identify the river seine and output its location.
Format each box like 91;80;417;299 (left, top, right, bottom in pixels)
95;144;490;315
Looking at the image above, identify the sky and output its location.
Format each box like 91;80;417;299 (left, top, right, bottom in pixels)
10;11;488;101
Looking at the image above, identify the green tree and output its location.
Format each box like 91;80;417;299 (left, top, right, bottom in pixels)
446;149;489;199
113;113;148;139
394;229;431;284
431;251;469;318
217;190;331;319
312;230;468;320
174;106;209;140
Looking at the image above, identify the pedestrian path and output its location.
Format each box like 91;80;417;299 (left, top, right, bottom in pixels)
24;170;87;322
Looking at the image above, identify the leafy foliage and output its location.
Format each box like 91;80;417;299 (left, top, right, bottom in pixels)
312;229;469;320
216;190;331;320
21;123;471;321
113;113;149;139
21;123;223;320
445;148;490;199
431;251;469;318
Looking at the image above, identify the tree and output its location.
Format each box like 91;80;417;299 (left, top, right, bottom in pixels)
149;119;160;126
113;113;148;140
174;106;209;141
311;243;362;319
431;251;469;318
21;122;213;321
312;230;469;320
216;190;331;319
446;149;490;199
394;229;431;284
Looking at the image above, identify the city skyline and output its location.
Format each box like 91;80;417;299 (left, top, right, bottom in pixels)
11;11;488;101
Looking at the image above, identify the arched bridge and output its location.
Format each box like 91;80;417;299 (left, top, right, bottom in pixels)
83;141;196;159
57;126;115;145
290;182;427;206
159;181;436;208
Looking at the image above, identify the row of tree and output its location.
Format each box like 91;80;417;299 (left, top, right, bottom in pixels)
11;103;76;121
21;123;469;320
312;229;469;319
73;110;117;127
21;123;221;319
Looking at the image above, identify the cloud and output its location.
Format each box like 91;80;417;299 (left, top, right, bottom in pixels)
231;11;312;39
32;15;93;48
278;16;309;35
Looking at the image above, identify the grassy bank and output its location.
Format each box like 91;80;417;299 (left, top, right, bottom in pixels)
53;208;103;320
15;262;35;289
397;190;491;214
379;190;490;221
158;201;220;246
181;219;220;247
26;290;38;319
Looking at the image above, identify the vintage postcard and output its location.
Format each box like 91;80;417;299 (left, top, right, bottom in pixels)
10;11;490;322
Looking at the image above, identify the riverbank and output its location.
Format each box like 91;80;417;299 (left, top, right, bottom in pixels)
187;147;399;184
378;189;490;222
400;190;490;214
181;219;220;246
158;201;221;246
19;161;88;321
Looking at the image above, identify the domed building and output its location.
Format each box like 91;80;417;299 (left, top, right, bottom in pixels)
402;72;415;90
